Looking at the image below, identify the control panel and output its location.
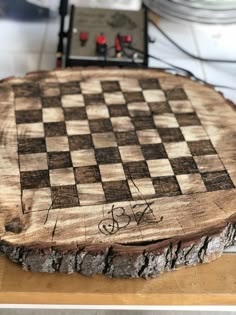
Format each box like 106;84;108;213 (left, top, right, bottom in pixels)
64;6;148;67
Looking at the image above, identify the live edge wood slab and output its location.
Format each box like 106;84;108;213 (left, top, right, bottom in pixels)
0;68;235;279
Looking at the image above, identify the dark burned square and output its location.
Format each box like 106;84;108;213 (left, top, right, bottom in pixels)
108;104;129;117
152;176;181;197
74;165;101;184
42;96;62;108
21;170;50;189
132;117;155;130
123;91;145;103
13;83;39;97
170;157;198;175
60;81;81;95
202;171;234;192
101;81;120;92
18;138;46;154
95;147;121;164
175;113;200;126
148;102;172;115
83;93;104;105
139;78;161;90
124;161;150;179
15;110;42;124
51;185;79;209
64;107;87;120
68;134;93;150
141;143;167;160
115;131;139;146
166;88;188;100
158;128;184;142
48;151;72;169
188;140;216;156
44;122;67;137
103;180;132;203
89;119;113;133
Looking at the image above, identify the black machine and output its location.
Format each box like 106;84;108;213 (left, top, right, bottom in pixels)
57;0;148;67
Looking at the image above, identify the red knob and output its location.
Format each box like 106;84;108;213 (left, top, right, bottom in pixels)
96;34;107;45
80;32;88;42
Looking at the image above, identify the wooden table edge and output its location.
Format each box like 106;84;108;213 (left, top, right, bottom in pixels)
0;254;235;306
0;293;235;306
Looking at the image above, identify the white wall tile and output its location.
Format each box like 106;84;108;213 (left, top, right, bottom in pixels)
148;56;204;80
149;20;198;60
12;53;40;77
202;63;236;103
0;53;40;79
43;17;60;53
0;53;15;79
192;23;236;60
0;20;46;53
148;19;205;79
39;53;56;71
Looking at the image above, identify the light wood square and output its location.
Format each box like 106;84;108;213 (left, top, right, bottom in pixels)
77;183;105;205
147;159;174;177
46;136;69;152
119;79;141;92
128;178;155;199
177;174;206;194
164;141;191;158
50;168;75;186
42;108;64;123
19;153;48;171
22;187;52;212
169;100;194;113
111;117;134;132
80;80;102;94
86;105;109;120
99;163;125;182
41;87;60;97
181;126;209;141
142;90;166;102
194;155;224;173
71;149;96;167
15;97;42;110
66;120;90;135
92;132;117;148
119;145;144;162
128;102;151;117
104;92;126;105
154;113;179;128
17;122;44;138
62;94;84;108
137;129;161;144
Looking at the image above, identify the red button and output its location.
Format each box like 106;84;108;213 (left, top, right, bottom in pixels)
96;34;107;45
80;32;88;42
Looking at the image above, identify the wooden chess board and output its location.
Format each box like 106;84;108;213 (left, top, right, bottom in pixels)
0;68;235;278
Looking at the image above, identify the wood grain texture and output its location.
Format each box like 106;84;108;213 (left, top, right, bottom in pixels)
0;68;235;278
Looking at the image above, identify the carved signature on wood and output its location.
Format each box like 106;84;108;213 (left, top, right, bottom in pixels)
98;201;163;235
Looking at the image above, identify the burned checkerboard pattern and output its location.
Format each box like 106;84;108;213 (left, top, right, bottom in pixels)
14;76;235;213
1;69;236;278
